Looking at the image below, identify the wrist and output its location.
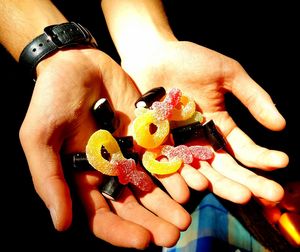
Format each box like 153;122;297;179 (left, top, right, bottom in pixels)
119;29;177;62
101;0;177;61
19;22;98;81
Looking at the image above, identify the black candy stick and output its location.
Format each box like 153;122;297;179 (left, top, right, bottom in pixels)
171;121;206;146
100;176;124;201
63;152;94;171
135;86;166;108
203;120;227;151
93;98;119;133
171;120;226;151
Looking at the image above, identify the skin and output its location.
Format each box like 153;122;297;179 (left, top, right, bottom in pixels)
0;0;191;249
102;0;289;204
0;0;290;249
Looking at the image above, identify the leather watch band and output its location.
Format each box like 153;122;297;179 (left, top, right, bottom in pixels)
19;22;98;81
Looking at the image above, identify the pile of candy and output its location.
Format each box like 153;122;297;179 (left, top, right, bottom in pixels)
68;87;226;200
132;87;216;175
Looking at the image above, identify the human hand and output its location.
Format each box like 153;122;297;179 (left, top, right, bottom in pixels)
120;40;289;204
19;47;190;249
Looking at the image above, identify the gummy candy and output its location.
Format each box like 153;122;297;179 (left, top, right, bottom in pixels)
86;129;154;192
189;145;214;160
142;147;183;175
161;145;193;164
161;144;213;165
169;95;196;121
86;129;124;176
116;159;154;191
151;88;181;121
132;110;170;149
170;111;203;129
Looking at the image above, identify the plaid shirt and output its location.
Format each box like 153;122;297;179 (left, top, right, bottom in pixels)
163;193;269;252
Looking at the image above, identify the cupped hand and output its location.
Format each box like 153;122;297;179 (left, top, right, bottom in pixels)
19;47;190;249
121;40;289;204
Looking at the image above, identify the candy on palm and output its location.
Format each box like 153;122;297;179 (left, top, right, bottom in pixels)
86;129;123;176
86;129;154;191
142;144;214;175
132;87;196;149
169;95;196;121
142;147;183;175
170;111;204;129
161;145;193;164
135;87;166;108
132;109;170;149
116;159;154;191
189;145;214;160
150;87;182;121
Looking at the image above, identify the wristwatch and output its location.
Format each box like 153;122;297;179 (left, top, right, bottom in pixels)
19;22;98;80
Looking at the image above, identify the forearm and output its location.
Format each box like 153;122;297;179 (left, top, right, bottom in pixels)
0;0;67;60
101;0;176;60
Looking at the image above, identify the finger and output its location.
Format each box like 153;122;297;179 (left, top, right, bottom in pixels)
212;152;285;202
198;162;252;204
155;172;190;204
232;67;286;131
74;172;151;249
226;127;289;170
133;186;191;231
179;164;209;191
110;187;183;248
20;139;72;231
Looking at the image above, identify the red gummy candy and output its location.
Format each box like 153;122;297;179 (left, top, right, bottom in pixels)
115;159;136;185
128;169;155;192
189;145;214;160
162;145;193;164
151;101;173;120
116;159;154;192
165;88;182;107
151;88;182;121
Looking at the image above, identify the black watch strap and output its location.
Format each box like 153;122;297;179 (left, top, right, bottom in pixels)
19;22;98;80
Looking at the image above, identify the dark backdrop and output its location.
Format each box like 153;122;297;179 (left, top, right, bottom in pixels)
1;1;297;251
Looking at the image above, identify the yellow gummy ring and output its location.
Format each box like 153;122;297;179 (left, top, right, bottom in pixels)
133;110;170;149
86;129;124;175
142;147;182;175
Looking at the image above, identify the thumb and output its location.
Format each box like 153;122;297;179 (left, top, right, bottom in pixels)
20;129;72;231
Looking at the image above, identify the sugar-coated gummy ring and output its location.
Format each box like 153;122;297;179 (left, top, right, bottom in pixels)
86;129;125;175
142;147;183;175
169;95;196;121
133;110;170;149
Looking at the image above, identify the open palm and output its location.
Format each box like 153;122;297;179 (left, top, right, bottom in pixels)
122;41;289;204
19;47;190;249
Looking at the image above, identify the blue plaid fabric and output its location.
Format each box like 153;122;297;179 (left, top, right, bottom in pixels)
163;193;268;252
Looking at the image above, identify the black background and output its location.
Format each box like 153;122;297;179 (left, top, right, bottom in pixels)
1;1;298;251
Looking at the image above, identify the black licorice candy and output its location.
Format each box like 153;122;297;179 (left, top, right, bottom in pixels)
203;120;226;151
93;98;118;133
64;152;94;171
116;136;134;151
171;121;205;146
99;176;124;201
134;87;166;108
